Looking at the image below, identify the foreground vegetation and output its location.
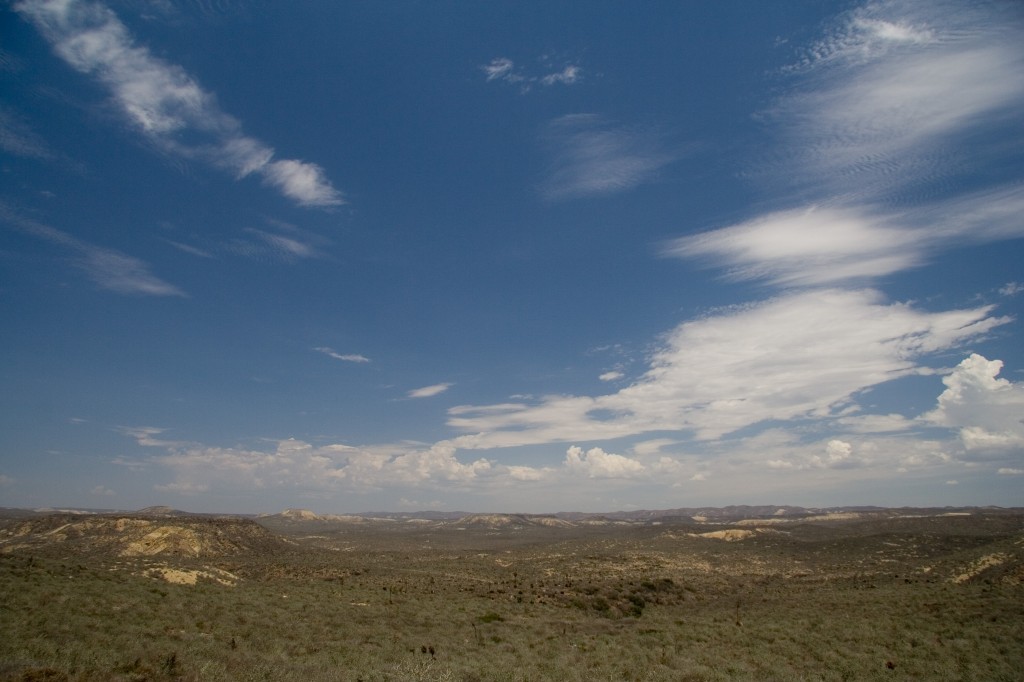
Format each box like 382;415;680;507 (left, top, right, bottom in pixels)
1;509;1021;681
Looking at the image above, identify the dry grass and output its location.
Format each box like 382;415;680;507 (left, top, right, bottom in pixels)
1;509;1022;680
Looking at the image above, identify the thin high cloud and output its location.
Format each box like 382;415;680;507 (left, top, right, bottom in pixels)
0;106;52;159
664;187;1024;287
408;383;453;399
481;57;581;93
315;347;370;364
542;114;679;200
780;0;1023;200
0;204;184;296
15;0;343;208
666;0;1024;286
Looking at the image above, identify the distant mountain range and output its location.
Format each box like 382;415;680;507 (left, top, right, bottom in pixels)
2;504;1016;527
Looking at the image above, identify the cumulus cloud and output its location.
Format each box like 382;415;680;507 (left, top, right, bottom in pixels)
541;114;679;199
449;289;1007;449
129;434;500;495
15;0;343;207
809;439;866;469
599;371;624;382
90;485;115;496
922;354;1024;454
565;445;645;479
408;383;453;399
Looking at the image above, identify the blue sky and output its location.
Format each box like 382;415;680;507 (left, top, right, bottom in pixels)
1;0;1022;514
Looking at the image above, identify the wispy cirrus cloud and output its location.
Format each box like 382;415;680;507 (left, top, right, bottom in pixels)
481;57;582;92
225;225;327;263
777;0;1024;203
663;186;1024;287
163;239;213;259
408;383;453;399
0;204;184;296
0;105;53;159
542;114;680;200
314;347;370;364
666;0;1024;287
14;0;343;207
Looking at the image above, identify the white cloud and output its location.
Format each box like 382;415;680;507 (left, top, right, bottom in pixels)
79;247;185;296
118;426;183;448
599;371;624;382
665;205;921;286
481;56;581;91
314;347;370;363
668;2;1024;290
481;57;515;82
835;413;913;434
260;160;343;208
631;438;678;456
449;289;1007;449
542;115;678;199
164;240;213;259
922;354;1024;453
777;0;1024;202
15;0;343;207
999;282;1023;297
761;435;873;472
249;229;318;260
1;205;185;296
154;481;209;495
998;468;1024;476
90;485;115;496
809;439;866;469
793;4;938;71
408;383;453;399
134;435;500;494
505;465;548;482
565;446;646;479
540;65;581;86
0;105;53;159
665;186;1024;288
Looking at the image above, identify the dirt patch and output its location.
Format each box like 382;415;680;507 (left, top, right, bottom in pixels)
692;529;756;542
951;553;1009;584
122;526;205;557
144;564;238;586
